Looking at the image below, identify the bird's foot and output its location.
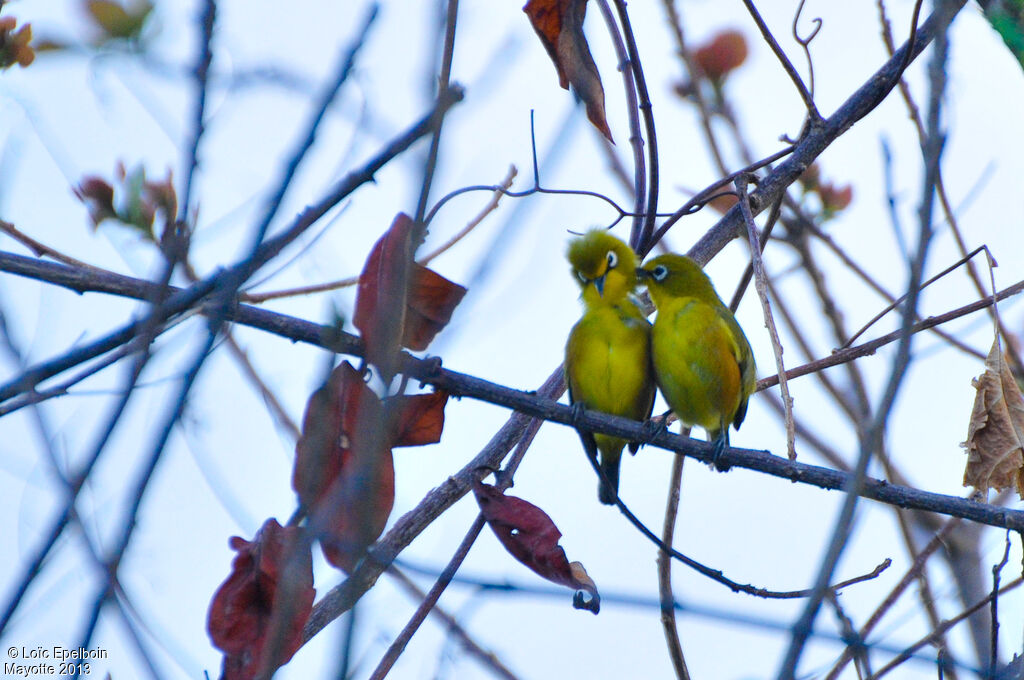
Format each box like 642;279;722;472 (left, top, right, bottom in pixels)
569;401;587;427
640;415;668;446
710;435;731;472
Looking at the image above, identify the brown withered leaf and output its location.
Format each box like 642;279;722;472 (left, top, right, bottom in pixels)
962;339;1024;498
474;481;600;613
523;0;613;142
404;264;467;351
293;362;450;572
292;362;378;506
354;214;466;376
391;390;450;447
317;444;395;573
693;29;748;82
0;17;34;69
207;519;315;680
354;213;416;378
74;177;117;228
293;362;394;572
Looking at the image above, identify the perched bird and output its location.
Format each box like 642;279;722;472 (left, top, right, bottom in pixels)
565;230;656;504
638;254;756;468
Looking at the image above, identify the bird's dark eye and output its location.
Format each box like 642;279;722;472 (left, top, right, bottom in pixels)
652;265;668;281
606;250;618;269
576;270;588;284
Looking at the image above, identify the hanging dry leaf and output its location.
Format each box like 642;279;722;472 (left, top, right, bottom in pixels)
391;390;450;447
693;29;748;83
293;363;393;572
961;339;1024;498
293;362;450;572
523;0;613;142
354;214;416;379
354;213;467;378
0;16;34;69
404;264;467;351
474;481;600;613
207;519;315;680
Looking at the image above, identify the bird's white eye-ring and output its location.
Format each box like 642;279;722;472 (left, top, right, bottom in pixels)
606;250;618;269
651;264;668;281
576;270;588;284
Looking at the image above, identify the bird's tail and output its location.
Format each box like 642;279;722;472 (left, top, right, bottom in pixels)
597;448;622;505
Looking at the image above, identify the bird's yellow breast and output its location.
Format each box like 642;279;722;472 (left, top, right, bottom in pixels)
566;304;652;422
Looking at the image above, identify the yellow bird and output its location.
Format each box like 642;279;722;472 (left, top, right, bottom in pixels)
638;254;756;468
565;230;656;504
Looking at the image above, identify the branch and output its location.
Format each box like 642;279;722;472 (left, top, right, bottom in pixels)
4;250;1024;534
657;0;967;266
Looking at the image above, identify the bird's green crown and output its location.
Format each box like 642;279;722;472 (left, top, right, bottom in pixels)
639;254;723;307
567;230;639;304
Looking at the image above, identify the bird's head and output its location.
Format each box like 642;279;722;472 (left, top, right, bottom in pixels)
638;254;720;307
567;230;639;305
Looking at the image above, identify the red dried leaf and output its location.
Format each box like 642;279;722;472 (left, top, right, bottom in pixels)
404;264;467;351
317;445;395;572
354;214;467;374
0;17;34;69
354;213;417;377
819;182;853;214
391;390;450;447
73;177;117;228
694;29;748;82
523;0;613;142
293;362;394;572
474;482;600;613
207;519;315;680
292;363;378;506
294;360;451;571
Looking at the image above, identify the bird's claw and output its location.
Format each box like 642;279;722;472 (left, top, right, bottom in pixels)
569;401;587;427
710;435;731;472
640;416;667;445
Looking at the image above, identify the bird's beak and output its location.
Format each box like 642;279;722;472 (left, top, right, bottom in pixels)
635;268;651;281
593;273;606;297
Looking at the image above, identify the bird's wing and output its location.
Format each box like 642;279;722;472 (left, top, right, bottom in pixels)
716;306;756;429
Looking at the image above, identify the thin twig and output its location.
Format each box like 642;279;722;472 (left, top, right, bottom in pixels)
869;577;1024;679
413;0;459;226
776;2;952;673
678;0;959;267
367;413;545;677
736;176;796;459
609;0;659;252
658;453;691;679
594;0;645;243
843;245;989;349
990;532;1012;675
385;568;520;680
825;519;961;679
0;220;100;270
242;165;516;304
179;0;216;218
582;435;892;599
739;0;821;122
250;3;379;247
368;519;486;680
